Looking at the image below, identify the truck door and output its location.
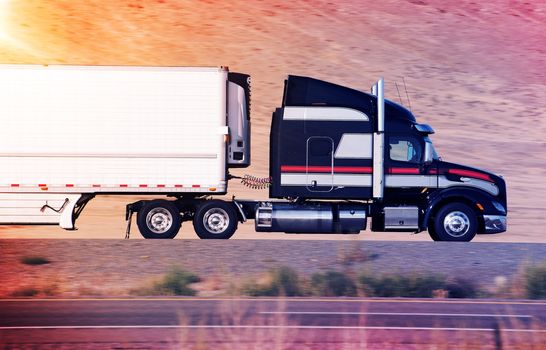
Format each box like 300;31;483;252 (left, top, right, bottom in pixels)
385;135;437;198
306;136;334;192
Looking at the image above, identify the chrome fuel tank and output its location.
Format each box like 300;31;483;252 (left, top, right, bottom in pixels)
255;202;366;233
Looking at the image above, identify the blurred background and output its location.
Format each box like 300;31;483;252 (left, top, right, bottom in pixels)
0;0;545;241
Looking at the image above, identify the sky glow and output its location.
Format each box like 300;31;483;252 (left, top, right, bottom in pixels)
0;0;12;41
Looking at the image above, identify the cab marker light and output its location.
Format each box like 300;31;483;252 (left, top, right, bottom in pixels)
476;203;485;211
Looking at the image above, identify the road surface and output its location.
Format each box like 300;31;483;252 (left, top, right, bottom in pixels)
1;298;545;349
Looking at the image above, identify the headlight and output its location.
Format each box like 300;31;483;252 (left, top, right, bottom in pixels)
492;201;506;214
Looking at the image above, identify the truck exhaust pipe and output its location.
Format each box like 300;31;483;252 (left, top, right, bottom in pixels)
372;78;385;199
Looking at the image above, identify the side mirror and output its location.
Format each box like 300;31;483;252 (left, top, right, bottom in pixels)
424;142;434;164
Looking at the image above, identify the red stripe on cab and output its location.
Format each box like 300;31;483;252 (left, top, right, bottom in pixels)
388;168;420;174
448;169;493;182
281;165;372;173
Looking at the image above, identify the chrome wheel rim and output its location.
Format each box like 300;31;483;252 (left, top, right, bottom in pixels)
146;208;173;234
443;211;470;238
203;208;229;234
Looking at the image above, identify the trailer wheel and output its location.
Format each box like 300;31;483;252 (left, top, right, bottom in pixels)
433;203;477;242
137;200;181;239
193;200;238;239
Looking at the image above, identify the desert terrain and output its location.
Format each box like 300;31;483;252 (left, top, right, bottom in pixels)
0;0;545;241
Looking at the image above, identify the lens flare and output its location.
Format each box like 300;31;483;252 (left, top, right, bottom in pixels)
0;0;12;41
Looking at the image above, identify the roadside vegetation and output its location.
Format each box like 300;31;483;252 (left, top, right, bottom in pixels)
76;262;546;299
20;255;50;265
239;267;481;298
524;262;546;299
9;260;546;300
9;282;61;297
242;267;304;297
311;271;358;297
132;266;201;296
10;287;40;297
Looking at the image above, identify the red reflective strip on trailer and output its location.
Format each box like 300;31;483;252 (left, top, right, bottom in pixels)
389;168;420;174
281;165;372;173
192;185;201;188
139;184;148;188
38;184;47;187
92;184;101;188
10;184;19;187
157;184;166;188
448;169;493;182
120;184;128;188
66;184;74;187
174;185;183;188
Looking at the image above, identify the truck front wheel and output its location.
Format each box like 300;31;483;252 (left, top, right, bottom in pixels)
137;200;181;239
427;225;440;241
193;200;238;239
433;203;477;242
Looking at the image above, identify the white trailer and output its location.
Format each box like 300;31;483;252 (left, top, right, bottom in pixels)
0;65;250;235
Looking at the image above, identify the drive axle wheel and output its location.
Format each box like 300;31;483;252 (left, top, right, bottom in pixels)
137;200;181;239
193;200;238;239
433;203;477;242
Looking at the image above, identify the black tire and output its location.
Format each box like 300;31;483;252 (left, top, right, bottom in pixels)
427;224;441;241
137;200;181;239
433;203;477;242
193;200;238;239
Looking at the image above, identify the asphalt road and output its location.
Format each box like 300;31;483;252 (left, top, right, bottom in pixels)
1;298;545;349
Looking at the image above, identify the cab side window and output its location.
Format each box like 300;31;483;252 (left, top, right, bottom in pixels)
389;137;422;163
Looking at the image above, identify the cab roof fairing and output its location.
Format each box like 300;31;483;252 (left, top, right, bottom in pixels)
281;75;417;125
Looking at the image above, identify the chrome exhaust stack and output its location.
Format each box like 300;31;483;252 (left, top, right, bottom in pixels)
371;78;385;199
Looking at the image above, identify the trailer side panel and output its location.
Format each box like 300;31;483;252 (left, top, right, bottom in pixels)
0;65;228;194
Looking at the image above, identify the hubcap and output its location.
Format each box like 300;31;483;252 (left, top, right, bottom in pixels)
443;211;470;238
203;208;229;234
146;208;173;234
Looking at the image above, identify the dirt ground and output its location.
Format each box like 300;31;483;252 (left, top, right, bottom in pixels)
2;239;545;297
0;0;545;241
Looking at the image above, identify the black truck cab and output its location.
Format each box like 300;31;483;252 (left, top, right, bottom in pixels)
266;75;507;241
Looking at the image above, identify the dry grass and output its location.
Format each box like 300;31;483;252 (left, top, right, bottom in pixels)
241;267;305;297
168;299;546;349
337;243;379;266
131;266;201;296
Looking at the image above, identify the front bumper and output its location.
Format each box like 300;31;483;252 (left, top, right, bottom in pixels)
483;215;507;233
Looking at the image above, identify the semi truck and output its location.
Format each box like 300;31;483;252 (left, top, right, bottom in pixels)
0;64;507;241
